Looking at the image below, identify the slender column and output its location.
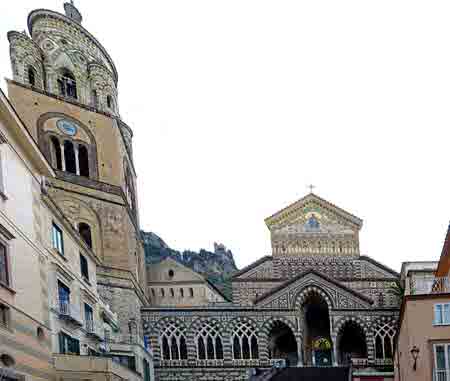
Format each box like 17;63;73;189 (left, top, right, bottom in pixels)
332;335;338;366
74;144;80;175
296;333;303;367
60;142;66;171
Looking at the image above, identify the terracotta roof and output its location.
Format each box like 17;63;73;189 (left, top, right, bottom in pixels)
231;256;272;279
436;223;450;277
254;269;373;305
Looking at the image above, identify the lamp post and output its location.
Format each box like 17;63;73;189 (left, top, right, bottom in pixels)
410;345;420;371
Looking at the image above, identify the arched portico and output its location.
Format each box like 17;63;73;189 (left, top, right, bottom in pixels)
296;286;334;367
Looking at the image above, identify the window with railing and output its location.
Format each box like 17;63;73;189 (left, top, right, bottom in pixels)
58;281;70;314
84;303;94;331
434;343;450;381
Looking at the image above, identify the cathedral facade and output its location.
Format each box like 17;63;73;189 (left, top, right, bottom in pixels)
1;2;400;381
143;193;400;381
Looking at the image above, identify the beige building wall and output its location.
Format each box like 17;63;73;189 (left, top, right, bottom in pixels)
147;258;227;307
0;90;55;380
396;295;450;381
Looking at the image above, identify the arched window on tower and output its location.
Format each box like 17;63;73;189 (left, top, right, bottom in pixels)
78;145;89;177
78;223;92;249
51;136;62;170
64;141;76;174
58;69;77;99
107;95;113;110
28;67;36;87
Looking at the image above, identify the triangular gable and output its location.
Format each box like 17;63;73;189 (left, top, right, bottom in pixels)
231;256;273;280
359;256;400;278
147;257;206;283
254;269;373;309
146;257;230;302
265;193;362;232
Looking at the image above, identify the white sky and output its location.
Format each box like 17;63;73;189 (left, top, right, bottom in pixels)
1;0;450;272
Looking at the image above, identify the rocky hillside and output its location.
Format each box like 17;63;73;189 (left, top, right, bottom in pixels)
141;231;238;299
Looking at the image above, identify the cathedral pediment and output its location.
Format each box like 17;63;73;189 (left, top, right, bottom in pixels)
254;270;373;310
265;193;362;256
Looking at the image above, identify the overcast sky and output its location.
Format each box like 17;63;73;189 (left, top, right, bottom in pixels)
1;0;450;271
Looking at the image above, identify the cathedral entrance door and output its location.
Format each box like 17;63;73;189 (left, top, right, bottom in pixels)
312;337;333;366
301;290;333;366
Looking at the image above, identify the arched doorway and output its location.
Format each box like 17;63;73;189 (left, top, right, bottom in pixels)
301;290;333;366
337;321;367;365
268;321;298;366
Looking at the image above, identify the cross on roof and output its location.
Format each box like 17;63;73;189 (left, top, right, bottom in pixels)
308;184;316;194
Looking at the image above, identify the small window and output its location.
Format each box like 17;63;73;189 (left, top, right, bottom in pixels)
0;304;9;328
107;95;113;109
37;327;45;341
50;136;63;171
170;288;174;298
435;303;450;325
91;90;98;108
168;269;174;278
78;145;90;178
160;288;165;297
84;303;93;324
80;253;89;281
58;70;77;99
180;288;184;298
151;289;156;297
78;223;92;249
64;140;76;174
0;243;9;286
28;67;36;87
59;331;80;355
52;223;64;255
189;288;194;298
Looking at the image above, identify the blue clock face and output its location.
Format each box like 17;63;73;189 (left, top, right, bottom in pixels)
57;119;78;136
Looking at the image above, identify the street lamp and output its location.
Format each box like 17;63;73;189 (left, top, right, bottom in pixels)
410;345;420;371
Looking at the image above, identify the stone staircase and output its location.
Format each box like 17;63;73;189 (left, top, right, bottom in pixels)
250;366;351;381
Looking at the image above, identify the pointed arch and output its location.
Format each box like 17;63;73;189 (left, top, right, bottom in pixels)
227;317;259;360
294;285;334;311
190;318;225;360
151;317;188;361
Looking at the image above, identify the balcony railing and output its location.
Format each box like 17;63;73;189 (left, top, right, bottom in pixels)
105;334;145;347
55;299;83;326
85;319;104;340
410;277;450;295
434;369;450;381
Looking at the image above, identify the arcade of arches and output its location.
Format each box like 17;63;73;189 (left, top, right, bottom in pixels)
142;193;400;381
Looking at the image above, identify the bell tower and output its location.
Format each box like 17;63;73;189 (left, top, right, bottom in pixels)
6;2;148;334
